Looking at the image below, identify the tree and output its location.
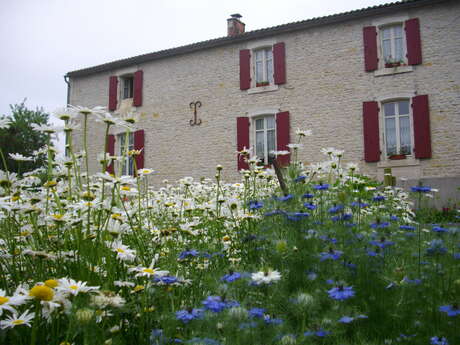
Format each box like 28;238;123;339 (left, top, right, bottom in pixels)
0;100;51;174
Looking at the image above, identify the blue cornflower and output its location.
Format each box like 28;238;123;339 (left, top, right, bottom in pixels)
390;215;399;221
431;336;449;345
369;237;395;249
304;202;317;210
304;329;330;337
263;315;283;325
187;338;220;345
439;304;460;316
426;239;448;255
328;285;355;300
373;195;385;201
277;194;293;202
154;276;178;285
432;226;448;233
401;276;422;285
302;193;314;199
319;249;343;261
248;200;264;209
411;186;432;193
286;212;309;221
400;225;416;231
178;249;199;260
221;272;242;283
175;308;204;323
248;307;265;318
370;221;390;229
313;183;329;190
453;253;460;259
350;201;368;208
338;316;354;323
328;205;344;214
294;175;306;182
202;296;239;312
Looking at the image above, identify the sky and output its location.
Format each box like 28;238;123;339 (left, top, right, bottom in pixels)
0;0;392;121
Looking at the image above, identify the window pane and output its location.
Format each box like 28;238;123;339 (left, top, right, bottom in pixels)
267;129;276;154
256;131;265;159
255;118;264;130
255;50;263;62
384;102;395;116
382;40;392;60
256;61;263;82
381;27;391;39
399;116;411;154
394;25;403;38
398;100;409;115
267;58;274;84
385;118;397;155
266;116;275;129
394;38;403;60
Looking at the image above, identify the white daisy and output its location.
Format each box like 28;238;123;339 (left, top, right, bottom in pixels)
0;289;29;316
57;278;99;296
0;309;35;329
0;117;12;129
108;240;136;262
251;269;281;285
128;266;169;278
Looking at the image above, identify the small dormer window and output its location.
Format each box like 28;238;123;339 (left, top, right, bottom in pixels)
122;76;134;99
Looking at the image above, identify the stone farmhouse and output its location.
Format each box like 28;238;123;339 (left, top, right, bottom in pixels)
66;0;460;203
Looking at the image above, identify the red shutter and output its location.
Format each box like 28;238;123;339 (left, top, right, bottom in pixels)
133;70;143;107
108;76;118;111
239;49;251;90
134;129;145;171
276;111;290;166
363;101;380;162
405;18;422;65
106;134;115;174
273;42;286;85
236;117;250;170
412;95;431;159
363;26;378;72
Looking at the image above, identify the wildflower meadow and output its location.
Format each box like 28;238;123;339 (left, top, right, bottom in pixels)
0;106;459;345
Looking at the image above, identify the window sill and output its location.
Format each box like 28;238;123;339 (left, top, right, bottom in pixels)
374;65;413;77
247;84;279;94
377;156;420;168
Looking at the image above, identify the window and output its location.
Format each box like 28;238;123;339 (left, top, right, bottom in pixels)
122;76;134;99
254;115;276;164
380;24;405;65
254;48;274;86
383;100;411;156
117;132;134;175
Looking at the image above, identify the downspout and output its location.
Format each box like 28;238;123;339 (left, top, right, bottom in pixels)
64;75;71;156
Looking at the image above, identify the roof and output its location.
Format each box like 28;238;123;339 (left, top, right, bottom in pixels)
66;0;449;78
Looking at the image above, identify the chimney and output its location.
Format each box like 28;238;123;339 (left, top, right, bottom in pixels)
227;13;245;37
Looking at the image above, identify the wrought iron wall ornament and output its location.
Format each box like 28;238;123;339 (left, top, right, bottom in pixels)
189;101;202;126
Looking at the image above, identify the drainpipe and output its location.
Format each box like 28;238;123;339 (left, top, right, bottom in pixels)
63;75;70;156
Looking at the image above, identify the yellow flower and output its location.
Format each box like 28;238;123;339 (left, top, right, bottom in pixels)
43;180;57;188
222;235;231;242
29;285;54;301
133;285;145;293
44;279;59;288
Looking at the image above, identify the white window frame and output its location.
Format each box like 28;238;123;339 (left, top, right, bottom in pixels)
253;115;276;165
117;132;135;175
379;23;406;65
254;47;274;86
245;39;279;94
380;98;414;158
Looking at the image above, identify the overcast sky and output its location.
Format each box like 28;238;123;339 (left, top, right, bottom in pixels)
0;0;391;119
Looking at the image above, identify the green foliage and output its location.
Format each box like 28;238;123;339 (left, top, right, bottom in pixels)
0;100;50;174
416;206;459;224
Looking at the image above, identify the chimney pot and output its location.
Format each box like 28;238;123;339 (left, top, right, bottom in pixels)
227;14;245;37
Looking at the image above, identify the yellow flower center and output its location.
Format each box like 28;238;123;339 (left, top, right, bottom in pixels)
44;279;59;288
12;320;25;325
142;268;154;274
116;248;125;253
121;186;131;191
29;285;54;301
52;214;64;220
133;285;144;292
111;213;122;220
0;296;9;305
69;285;78;290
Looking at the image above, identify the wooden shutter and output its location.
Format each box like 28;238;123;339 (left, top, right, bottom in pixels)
363;26;378;72
133;70;143;107
363;101;380;162
412;95;431;159
276;111;290;166
108;76;118;111
273;42;286;85
134;129;144;171
405;18;422;65
106;134;115;174
239;49;251;90
236;117;250;170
